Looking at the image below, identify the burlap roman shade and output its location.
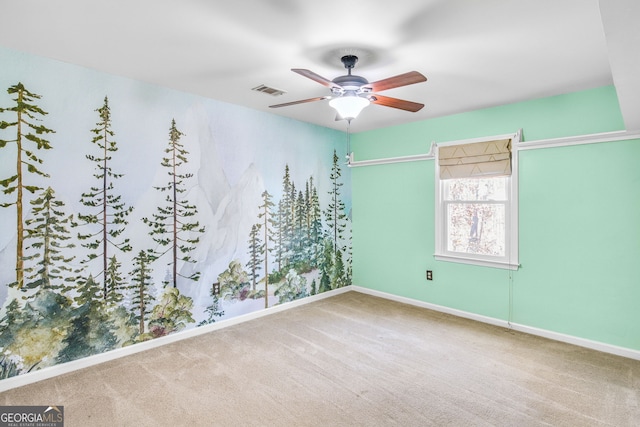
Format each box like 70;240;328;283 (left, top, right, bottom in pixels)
438;138;512;179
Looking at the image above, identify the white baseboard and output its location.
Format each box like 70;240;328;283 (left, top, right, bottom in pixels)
352;286;640;361
4;284;637;393
0;286;351;392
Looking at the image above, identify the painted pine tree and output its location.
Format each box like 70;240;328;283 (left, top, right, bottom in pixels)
318;239;333;294
127;250;155;336
271;199;285;272
308;178;324;267
23;187;78;293
66;273;115;360
105;255;127;306
279;165;294;269
258;190;275;308
0;83;54;289
143;119;204;288
73;274;102;307
76;96;132;300
287;181;297;263
291;190;306;265
59;276;117;364
325;149;348;254
332;247;347;289
58;303;117;363
303;179;313;263
246;223;263;292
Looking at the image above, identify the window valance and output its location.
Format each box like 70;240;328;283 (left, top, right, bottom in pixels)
438;138;511;179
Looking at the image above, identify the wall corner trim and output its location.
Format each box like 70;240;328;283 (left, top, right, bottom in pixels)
351;286;640;361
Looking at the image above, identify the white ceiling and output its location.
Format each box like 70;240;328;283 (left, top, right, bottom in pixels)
0;0;638;133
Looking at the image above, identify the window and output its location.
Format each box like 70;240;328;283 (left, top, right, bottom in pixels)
435;132;520;270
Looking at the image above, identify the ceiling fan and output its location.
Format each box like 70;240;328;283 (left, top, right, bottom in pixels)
269;55;427;121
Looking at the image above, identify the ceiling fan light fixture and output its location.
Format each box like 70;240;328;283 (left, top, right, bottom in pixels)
329;94;370;121
270;55;426;119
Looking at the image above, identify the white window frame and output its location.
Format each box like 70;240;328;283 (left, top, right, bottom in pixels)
434;131;521;270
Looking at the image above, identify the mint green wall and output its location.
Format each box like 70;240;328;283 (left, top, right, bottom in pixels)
351;86;640;351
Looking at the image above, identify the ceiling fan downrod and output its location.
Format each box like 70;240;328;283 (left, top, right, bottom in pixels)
341;55;358;75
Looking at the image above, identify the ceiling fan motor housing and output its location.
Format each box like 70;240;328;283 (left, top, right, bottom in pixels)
332;74;371;93
333;55;372;96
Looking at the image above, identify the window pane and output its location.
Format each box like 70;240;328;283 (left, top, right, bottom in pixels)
445;177;507;201
446;202;506;257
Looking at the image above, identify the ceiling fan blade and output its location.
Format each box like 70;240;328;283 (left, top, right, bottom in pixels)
292;69;341;89
370;94;424;112
269;96;329;108
368;71;427;92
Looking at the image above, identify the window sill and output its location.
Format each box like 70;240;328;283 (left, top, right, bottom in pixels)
434;254;520;271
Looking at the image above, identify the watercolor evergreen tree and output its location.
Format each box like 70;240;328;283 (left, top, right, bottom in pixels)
143;119;204;288
279;165;294;270
0;83;55;289
126;250;156;337
23;187;79;294
58;273;117;363
308;177;324;267
325;149;347;254
246;223;264;293
323;149;350;289
271;198;285;273
258;190;275;308
291;189;306;265
76;96;133;301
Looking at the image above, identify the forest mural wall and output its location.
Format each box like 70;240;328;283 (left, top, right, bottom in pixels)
0;47;351;380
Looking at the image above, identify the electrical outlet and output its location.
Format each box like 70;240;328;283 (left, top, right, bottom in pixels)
426;270;433;281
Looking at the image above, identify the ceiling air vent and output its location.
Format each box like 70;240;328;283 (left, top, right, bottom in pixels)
252;84;286;97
